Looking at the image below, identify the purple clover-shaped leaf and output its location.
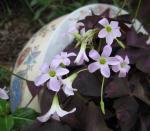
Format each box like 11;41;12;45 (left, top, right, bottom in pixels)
105;77;130;98
113;96;139;131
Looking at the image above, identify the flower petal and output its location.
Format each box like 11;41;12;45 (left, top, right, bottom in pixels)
88;62;100;73
100;65;110;78
89;49;100;61
51;112;60;121
60;52;67;57
98;18;109;27
57;106;76;117
67;52;76;57
119;71;126;77
125;65;130;72
62;85;77;96
0;88;9;100
107;57;120;65
115;55;123;62
34;74;50;86
40;64;49;73
101;45;112;57
63;58;70;66
110;21;119;28
112;29;121;37
125;55;130;64
51;59;61;68
112;65;120;72
37;107;55;122
106;34;114;45
48;77;61;92
56;68;69;76
98;29;107;38
83;52;89;62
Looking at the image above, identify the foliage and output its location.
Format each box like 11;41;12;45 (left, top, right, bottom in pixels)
0;99;39;131
0;0;132;26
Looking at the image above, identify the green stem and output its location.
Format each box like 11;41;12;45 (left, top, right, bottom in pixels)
115;38;125;49
0;65;28;81
77;68;88;74
100;77;105;114
133;0;142;23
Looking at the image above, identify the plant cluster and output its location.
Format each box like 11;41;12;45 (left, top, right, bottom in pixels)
24;9;150;131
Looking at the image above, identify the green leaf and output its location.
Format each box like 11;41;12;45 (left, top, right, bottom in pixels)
30;0;38;6
0;99;10;116
0;115;14;131
12;108;39;129
33;6;47;20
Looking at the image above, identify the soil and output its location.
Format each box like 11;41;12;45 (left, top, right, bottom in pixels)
0;10;41;68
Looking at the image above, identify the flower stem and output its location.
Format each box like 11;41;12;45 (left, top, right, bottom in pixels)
77;68;88;74
115;38;125;49
0;65;28;81
133;0;142;23
100;77;105;114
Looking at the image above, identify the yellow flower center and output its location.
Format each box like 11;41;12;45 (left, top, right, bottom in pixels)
99;57;106;65
105;26;112;32
120;62;126;68
49;70;56;77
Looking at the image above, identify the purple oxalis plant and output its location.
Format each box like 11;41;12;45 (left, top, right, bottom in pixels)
25;10;150;131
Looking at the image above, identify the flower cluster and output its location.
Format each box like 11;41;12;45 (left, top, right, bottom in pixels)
34;18;131;122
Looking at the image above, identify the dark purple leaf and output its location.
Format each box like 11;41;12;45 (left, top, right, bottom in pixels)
136;53;150;73
39;88;55;114
78;9;110;31
23;120;72;131
129;74;150;106
126;28;149;49
82;102;112;131
140;115;150;131
105;77;130;98
26;80;42;97
113;96;139;131
73;71;100;97
116;14;132;24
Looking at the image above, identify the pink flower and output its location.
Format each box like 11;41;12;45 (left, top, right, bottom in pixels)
0;87;9;100
98;18;121;45
112;55;130;77
88;45;119;78
74;43;89;65
37;94;76;122
34;64;69;92
51;52;76;67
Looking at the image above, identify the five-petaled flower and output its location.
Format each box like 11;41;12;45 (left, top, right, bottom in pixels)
98;18;121;45
51;52;76;68
74;43;89;65
88;45;119;78
112;55;130;77
61;73;78;96
34;63;69;92
37;94;76;122
0;87;9;100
